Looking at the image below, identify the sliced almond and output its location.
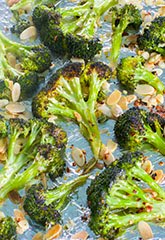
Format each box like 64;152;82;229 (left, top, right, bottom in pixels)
135;84;155;96
141;51;150;60
20;26;37;41
142;160;153;174
71;230;89;240
151;169;164;183
44;224;62;240
17;219;29;234
6;102;25;114
97;103;113;118
0;138;7;154
71;146;86;167
106;139;118;152
106;90;122;106
6;53;17;68
156;94;164;104
32;232;44;240
126;94;137;103
0;99;9;108
100;146;115;165
12;82;21;102
0;152;7;161
14;209;25;222
138;221;153;240
148;96;158;106
111;104;123;118
118;96;128;110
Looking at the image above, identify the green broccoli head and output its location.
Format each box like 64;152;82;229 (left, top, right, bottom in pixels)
137;16;165;56
23;175;89;227
109;4;142;66
116;55;165;93
0;115;8;138
0;117;67;201
87;151;165;239
114;107;165;155
0;216;17;240
11;18;31;35
32;61;111;162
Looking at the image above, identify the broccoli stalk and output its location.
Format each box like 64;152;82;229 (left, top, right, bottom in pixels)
117;55;165;93
0;216;17;240
23;174;89;226
0;117;67;201
114;107;165;155
32;62;111;165
87;152;165;239
109;4;142;67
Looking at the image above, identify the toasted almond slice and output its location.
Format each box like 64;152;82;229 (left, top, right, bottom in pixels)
32;232;44;240
107;139;118;152
100;146;115;165
0;138;7;154
44;224;62;240
6;53;17;68
142;160;153;174
6;102;25;114
141;51;150;60
148;96;158;106
118;96;128;110
15;63;23;72
17;219;29;234
14;209;25;222
158;60;165;69
111;104;123;118
71;147;86;167
135;84;155;96
126;94;137;103
106;90;122;106
0;211;5;219
20;26;37;41
71;230;89;240
0;99;9;108
7;0;20;7
8;190;22;204
138;221;153;240
12;82;21;102
98;104;113;118
151;170;164;183
156;94;164;104
142;95;151;104
0;152;7;161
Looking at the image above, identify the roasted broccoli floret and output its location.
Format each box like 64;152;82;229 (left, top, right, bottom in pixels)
0;117;67;201
87;152;165;239
137;16;165;56
0;216;17;240
32;62;111;168
116;55;165;93
114;107;165;155
23;174;88;226
32;0;118;60
0;30;51;99
109;4;142;67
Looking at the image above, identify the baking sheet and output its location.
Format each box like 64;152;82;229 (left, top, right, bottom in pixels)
0;0;165;239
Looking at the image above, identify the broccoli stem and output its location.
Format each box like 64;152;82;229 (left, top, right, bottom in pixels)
106;201;165;229
48;76;102;159
110;17;130;66
128;164;165;199
44;174;89;206
134;68;165;93
94;0;118;16
0;123;41;189
144;125;165;156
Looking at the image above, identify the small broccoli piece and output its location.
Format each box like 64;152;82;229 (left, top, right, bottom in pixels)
11;18;31;35
32;0;118;60
137;16;165;56
109;4;142;67
87;152;165;239
23;174;88;226
0;31;51;99
32;62;111;168
0;216;17;240
116;55;165;93
114;107;165;155
0;117;67;201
